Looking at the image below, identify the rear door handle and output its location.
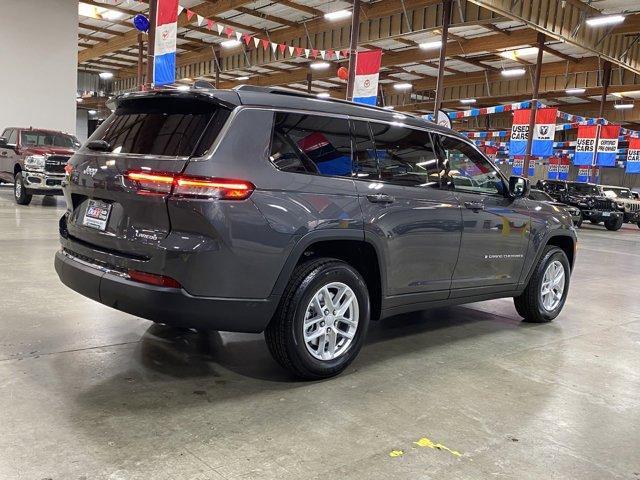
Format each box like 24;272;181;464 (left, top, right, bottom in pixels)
464;201;485;211
366;194;395;204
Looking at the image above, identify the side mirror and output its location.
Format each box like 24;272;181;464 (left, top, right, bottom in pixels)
509;175;530;198
0;137;7;148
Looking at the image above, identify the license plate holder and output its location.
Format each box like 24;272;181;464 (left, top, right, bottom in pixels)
83;199;112;231
602;211;610;217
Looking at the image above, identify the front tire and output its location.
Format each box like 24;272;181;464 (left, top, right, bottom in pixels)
265;258;370;380
514;246;570;323
14;172;32;205
604;215;623;231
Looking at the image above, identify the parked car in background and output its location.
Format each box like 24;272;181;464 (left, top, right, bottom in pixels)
538;179;623;231
55;86;577;379
529;188;582;227
599;184;640;228
0;127;81;205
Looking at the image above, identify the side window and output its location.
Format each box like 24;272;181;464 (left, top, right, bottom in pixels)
435;135;504;195
350;120;378;179
369;122;440;188
270;112;352;177
6;129;17;145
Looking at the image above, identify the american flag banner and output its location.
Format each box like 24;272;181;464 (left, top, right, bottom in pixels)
153;0;179;86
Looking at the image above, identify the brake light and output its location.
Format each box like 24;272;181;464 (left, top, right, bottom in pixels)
123;170;254;200
128;269;182;288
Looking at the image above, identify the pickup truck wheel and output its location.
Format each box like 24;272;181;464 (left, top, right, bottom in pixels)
265;258;370;380
514;246;570;323
604;216;623;231
14;172;32;206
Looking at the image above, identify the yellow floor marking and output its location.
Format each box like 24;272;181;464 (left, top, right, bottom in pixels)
414;437;462;457
389;450;404;458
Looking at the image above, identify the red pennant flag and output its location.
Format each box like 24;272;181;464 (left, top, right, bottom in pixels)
311;49;319;58
186;9;195;21
225;26;234;38
341;49;349;57
326;49;334;59
242;33;252;45
207;19;214;30
278;43;287;54
295;46;303;56
261;38;270;50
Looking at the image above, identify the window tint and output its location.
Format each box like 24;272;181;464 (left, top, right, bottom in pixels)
270;112;352;177
369;122;440;187
351;120;378;179
89;97;230;157
435;135;504;195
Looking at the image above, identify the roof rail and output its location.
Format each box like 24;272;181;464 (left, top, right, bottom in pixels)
233;84;430;121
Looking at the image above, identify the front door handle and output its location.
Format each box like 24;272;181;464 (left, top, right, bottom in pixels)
366;193;395;204
464;201;485;211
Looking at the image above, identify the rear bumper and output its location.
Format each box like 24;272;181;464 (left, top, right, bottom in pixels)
55;249;278;333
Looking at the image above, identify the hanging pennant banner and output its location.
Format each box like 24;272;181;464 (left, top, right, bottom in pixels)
559;155;570;180
511;157;534;177
547;156;559;180
574;125;598;166
352;50;382;106
153;0;179;86
576;166;599;183
627;137;640;174
596;125;620;167
509;110;530;157
532;108;557;157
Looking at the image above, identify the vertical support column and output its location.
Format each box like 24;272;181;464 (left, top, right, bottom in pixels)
145;0;158;89
137;33;144;90
591;61;612;184
433;0;452;115
346;0;361;101
523;32;545;178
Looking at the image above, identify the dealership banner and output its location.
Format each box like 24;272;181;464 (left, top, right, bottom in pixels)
574;125;598;166
510;108;557;157
627;137;640;174
558;156;570;180
352;50;382;106
153;0;179;85
512;157;534;177
576;166;599;183
547;156;559;180
596;125;620;167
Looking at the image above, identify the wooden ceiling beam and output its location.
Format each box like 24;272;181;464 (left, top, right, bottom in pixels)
271;0;323;17
79;23;126;37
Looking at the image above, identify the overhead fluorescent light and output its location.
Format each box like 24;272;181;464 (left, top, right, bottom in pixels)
78;3;122;21
586;15;625;27
235;76;250;81
317;92;331;98
614;103;634;110
99;72;114;79
460;98;476;104
501;68;526;77
221;39;241;48
419;40;442;50
565;88;586;95
393;83;413;91
324;9;352;21
310;61;330;70
499;47;539;60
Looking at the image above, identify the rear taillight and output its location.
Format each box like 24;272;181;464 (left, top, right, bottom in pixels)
128;269;182;288
123;170;254;200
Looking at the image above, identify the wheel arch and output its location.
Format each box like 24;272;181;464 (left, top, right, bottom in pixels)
14;163;22;176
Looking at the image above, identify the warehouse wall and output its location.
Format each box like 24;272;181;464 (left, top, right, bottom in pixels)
0;0;77;134
498;164;640;189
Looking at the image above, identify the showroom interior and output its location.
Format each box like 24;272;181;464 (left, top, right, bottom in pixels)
1;0;640;478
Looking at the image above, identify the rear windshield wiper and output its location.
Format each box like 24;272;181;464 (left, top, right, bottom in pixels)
86;140;112;152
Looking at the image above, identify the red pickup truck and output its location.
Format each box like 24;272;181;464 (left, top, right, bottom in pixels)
0;127;80;205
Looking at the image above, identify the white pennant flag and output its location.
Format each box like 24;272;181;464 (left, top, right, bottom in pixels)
177;5;184;16
196;15;204;27
304;48;310;58
217;24;224;35
271;42;278;53
335;51;341;60
235;31;243;42
288;46;295;56
253;37;260;48
320;50;326;59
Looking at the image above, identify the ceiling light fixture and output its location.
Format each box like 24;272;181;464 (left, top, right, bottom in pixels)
88;110;97;115
99;72;114;79
316;92;331;98
419;40;442;50
614;103;634;110
565;88;586;95
310;61;330;70
460;98;477;104
393;83;413;91
499;47;539;60
586;14;625;27
235;76;250;81
324;9;352;21
221;39;241;48
501;68;526;77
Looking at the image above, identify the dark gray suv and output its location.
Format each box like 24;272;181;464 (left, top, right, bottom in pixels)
55;86;577;379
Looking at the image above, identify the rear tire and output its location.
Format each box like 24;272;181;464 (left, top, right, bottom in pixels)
604;216;623;231
265;258;370;380
14;172;32;206
514;246;570;323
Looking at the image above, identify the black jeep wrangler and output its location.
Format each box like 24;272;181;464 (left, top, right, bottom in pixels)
538;179;623;231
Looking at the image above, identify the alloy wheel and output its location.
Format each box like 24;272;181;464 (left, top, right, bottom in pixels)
540;260;565;311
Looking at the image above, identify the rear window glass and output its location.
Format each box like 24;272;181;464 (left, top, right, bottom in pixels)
89;96;230;157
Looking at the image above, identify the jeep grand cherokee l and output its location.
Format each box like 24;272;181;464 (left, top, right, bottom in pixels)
0;127;81;205
55;86;577;379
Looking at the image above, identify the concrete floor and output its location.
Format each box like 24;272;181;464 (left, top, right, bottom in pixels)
1;186;639;480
